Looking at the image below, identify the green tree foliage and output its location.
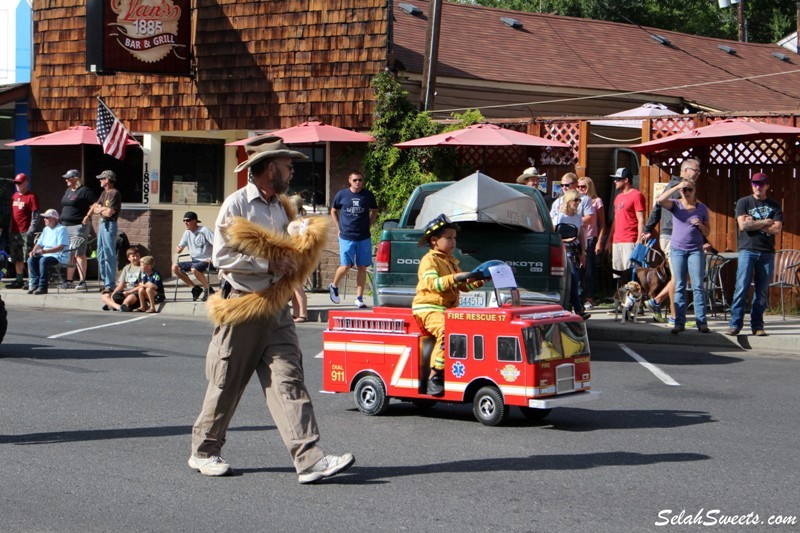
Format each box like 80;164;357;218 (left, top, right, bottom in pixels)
363;71;484;226
455;0;797;44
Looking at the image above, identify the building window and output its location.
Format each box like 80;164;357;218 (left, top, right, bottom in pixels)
160;137;225;204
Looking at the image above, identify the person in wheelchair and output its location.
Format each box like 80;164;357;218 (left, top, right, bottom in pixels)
172;211;215;302
412;214;484;396
26;209;69;295
552;190;590;320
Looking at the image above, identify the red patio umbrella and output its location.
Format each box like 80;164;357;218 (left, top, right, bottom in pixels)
5;125;139;147
225;121;374;146
394;123;569;148
631;119;800;154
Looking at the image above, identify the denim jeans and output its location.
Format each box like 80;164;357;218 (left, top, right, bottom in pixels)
27;255;59;289
567;253;584;315
98;220;118;289
671;248;706;328
729;250;774;332
582;236;598;300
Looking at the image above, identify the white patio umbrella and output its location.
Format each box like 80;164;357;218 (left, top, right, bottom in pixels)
590;103;679;129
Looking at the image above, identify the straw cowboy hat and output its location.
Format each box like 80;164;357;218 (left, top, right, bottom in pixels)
234;135;309;173
516;166;547;183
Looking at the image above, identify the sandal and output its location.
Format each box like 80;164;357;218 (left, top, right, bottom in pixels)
293;316;308;323
145;308;157;314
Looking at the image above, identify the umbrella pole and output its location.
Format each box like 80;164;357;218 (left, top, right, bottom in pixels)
311;144;317;212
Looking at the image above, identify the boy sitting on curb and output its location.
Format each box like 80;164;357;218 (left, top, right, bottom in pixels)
136;255;166;313
101;247;141;312
412;214;484;396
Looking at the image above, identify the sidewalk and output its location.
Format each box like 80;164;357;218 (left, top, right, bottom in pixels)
3;280;799;354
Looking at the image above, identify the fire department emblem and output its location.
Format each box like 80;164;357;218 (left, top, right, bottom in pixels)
451;361;466;379
500;364;520;382
109;0;186;64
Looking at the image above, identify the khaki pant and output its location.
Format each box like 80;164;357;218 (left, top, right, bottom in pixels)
191;304;324;472
415;310;446;370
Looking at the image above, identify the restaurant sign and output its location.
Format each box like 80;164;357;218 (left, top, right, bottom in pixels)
86;0;192;76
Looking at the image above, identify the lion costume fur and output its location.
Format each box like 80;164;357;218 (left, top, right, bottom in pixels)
205;195;330;326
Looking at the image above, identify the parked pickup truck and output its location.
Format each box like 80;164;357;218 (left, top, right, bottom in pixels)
373;181;569;307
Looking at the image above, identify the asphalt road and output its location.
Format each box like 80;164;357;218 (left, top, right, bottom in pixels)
1;307;798;532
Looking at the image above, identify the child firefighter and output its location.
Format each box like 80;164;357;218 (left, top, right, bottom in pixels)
411;214;484;396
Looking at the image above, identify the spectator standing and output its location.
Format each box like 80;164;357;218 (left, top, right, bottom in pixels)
84;170;121;293
726;173;783;337
655;178;711;334
7;173;40;289
171;211;215;302
551;190;589;320
642;158;703;323
576;176;605;309
26;209;68;295
549;172;594;223
328;171;378;308
604;168;646;280
516;167;551;208
288;194;309;323
59;169;97;289
190;135;354;483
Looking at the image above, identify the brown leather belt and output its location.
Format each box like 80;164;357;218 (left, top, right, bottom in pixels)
227;288;251;299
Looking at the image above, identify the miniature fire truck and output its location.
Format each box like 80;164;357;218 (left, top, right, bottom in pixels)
322;300;600;426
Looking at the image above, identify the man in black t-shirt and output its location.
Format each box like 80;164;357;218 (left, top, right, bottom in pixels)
60;169;97;289
726;173;784;337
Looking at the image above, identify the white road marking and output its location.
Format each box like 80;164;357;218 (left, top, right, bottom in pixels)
48;316;151;339
618;343;680;387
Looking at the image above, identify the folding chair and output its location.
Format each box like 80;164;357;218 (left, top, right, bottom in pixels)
704;253;733;319
770;249;800;320
173;254;219;301
52;235;86;293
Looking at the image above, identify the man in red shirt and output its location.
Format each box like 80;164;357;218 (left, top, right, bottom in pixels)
7;173;41;289
604;168;646;279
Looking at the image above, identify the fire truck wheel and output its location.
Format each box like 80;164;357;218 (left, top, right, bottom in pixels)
472;386;508;426
354;375;389;416
519;407;552;421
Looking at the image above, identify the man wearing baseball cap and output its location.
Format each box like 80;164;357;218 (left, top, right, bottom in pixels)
726;172;783;337
7;173;41;289
83;170;121;292
172;211;215;301
26;208;69;295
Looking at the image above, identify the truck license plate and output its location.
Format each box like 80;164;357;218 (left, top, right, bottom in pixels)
460;291;486;307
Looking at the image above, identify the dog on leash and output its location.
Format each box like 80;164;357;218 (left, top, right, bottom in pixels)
614;281;644;322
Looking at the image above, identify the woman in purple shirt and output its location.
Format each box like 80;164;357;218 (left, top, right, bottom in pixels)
656;179;711;334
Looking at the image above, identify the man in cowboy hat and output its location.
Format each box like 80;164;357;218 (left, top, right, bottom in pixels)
516;166;554;207
83;170;121;292
189;135;355;483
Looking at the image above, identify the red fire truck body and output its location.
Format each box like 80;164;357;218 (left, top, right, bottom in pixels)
322;305;600;425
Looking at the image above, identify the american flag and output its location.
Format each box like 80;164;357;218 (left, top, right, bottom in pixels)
96;98;131;160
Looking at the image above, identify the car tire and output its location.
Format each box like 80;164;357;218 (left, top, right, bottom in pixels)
472;386;507;426
353;375;389;416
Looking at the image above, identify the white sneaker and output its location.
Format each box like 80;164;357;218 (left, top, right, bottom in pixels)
188;454;231;476
354;297;367;309
298;453;355;484
328;283;340;304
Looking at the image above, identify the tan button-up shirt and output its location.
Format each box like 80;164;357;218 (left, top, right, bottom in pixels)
213;182;289;293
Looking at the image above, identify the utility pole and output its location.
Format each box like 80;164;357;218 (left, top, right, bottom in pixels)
738;0;747;42
420;0;443;112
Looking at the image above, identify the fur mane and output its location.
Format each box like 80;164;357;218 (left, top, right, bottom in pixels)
205;199;329;326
